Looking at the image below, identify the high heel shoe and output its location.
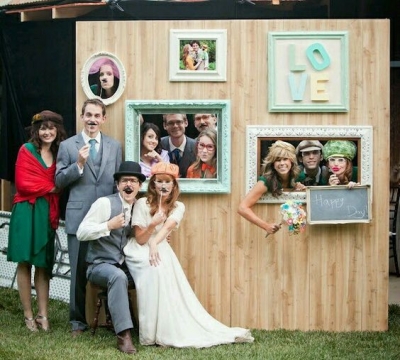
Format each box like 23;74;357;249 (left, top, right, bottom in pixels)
25;317;38;332
35;315;50;331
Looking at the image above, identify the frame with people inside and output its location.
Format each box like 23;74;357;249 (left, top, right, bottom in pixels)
125;99;231;193
81;52;126;106
246;125;373;203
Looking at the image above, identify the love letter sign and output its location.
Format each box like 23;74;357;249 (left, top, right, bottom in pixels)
268;31;349;112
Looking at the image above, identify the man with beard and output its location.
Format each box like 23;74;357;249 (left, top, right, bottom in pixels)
77;161;144;354
55;98;122;337
295;140;329;186
193;113;217;134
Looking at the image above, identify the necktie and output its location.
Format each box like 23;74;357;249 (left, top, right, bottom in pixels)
169;148;181;164
89;139;97;160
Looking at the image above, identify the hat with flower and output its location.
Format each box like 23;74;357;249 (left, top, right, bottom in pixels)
151;162;179;178
31;110;63;125
322;140;357;161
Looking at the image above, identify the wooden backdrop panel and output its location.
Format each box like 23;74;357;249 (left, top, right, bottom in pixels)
76;19;389;331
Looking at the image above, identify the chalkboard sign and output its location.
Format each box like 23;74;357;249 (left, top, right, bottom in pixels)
306;185;371;224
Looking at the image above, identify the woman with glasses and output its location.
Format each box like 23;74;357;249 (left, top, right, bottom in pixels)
124;162;253;348
140;122;169;178
186;129;217;178
322;140;359;188
238;140;306;237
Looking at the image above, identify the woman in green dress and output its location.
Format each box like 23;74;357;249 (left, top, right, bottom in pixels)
7;110;66;331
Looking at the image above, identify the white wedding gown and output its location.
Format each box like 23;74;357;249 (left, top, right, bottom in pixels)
124;197;254;348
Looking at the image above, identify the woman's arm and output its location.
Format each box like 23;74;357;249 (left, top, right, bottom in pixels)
237;181;281;236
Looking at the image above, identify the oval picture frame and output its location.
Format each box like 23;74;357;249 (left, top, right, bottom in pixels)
81;52;126;106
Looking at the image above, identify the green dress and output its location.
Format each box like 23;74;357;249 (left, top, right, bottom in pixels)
7;143;55;276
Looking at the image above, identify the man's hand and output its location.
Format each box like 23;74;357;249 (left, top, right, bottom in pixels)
107;213;125;230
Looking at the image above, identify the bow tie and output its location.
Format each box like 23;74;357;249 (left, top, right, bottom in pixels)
201;163;215;173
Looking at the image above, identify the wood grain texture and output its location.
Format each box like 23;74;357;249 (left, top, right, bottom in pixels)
76;19;390;331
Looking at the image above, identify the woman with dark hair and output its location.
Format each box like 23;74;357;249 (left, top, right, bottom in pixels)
124;162;253;348
238;140;306;236
90;58;120;99
7;111;67;331
139;122;169;178
323;140;359;188
186;129;217;178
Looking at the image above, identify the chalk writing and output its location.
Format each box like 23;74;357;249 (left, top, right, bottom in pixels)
313;194;344;209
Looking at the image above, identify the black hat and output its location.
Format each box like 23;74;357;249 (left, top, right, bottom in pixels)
113;161;146;182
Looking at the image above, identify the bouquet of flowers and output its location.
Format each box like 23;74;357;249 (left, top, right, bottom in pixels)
280;200;307;235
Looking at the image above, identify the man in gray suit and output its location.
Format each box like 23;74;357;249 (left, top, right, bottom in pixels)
160;113;196;178
77;161;145;354
55;99;122;336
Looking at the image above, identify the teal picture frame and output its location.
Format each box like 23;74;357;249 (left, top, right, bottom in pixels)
125;100;231;193
268;31;349;112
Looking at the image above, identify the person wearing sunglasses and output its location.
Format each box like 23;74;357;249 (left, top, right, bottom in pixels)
186;129;217;178
295;140;329;186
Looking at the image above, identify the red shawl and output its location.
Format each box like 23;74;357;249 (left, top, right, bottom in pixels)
13;145;60;229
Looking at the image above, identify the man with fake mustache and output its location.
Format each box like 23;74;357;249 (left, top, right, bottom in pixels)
55;99;122;337
77;161;145;354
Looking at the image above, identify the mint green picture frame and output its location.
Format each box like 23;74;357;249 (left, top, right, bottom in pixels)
125;100;231;193
268;31;349;112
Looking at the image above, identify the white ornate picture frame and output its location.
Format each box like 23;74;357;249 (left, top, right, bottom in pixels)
268;31;349;112
125;100;231;193
81;52;126;106
169;29;227;82
246;125;373;203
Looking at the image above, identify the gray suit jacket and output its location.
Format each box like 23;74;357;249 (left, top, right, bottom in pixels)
55;132;122;235
160;136;196;178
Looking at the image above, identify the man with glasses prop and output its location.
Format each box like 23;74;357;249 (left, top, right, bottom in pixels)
295;140;329;186
76;161;145;355
160;113;196;178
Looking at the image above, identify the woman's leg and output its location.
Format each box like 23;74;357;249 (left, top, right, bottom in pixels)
17;262;33;319
34;267;50;330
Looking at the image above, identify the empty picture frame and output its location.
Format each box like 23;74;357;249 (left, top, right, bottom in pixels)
169;29;227;82
125;100;231;193
246;125;373;203
268;31;349;112
81;51;126;106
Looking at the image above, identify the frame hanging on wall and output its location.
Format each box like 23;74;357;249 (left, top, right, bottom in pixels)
81;51;126;106
169;29;227;82
268;31;349;112
125;99;231;193
246;125;373;203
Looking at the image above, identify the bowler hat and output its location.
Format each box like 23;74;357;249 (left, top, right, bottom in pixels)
295;140;323;156
114;161;146;182
151;162;179;178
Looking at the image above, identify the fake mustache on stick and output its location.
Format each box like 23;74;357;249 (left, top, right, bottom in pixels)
123;187;133;194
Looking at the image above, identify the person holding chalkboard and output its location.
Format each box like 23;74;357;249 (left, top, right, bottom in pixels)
237;140;306;236
322;140;359;188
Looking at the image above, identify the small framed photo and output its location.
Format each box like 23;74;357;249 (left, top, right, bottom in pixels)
125;99;231;193
169;29;227;82
246;125;373;203
268;31;349;112
81;51;126;106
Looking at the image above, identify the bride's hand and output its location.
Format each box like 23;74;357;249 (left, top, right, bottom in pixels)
149;241;161;267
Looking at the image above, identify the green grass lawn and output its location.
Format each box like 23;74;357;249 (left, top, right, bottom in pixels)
1;286;400;359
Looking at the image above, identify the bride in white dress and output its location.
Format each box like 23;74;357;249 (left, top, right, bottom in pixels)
124;162;254;348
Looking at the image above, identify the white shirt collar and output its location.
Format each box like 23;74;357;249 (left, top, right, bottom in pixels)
168;136;187;152
82;131;101;145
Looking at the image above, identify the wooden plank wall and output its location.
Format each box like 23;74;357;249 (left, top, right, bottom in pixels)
76;19;390;331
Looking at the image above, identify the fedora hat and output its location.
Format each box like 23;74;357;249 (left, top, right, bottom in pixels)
114;161;146;182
